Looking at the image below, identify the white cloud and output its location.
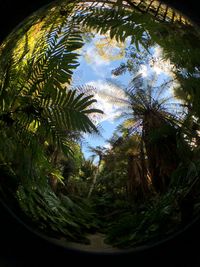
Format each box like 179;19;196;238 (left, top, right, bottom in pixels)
103;142;112;150
86;80;127;123
152;46;175;77
154;46;162;58
85;45;110;67
139;65;148;77
138;46;175;79
83;45;111;77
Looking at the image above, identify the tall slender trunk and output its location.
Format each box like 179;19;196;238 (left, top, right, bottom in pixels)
49;148;59;193
87;155;102;198
140;137;150;192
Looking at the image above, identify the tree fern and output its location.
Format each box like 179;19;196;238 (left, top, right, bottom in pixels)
0;3;104;153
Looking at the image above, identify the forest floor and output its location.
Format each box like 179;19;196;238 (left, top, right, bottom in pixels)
60;232;123;253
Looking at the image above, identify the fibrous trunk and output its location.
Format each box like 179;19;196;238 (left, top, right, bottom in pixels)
142;110;178;193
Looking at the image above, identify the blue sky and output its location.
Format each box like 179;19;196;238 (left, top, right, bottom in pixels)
71;35;131;159
71;33;178;160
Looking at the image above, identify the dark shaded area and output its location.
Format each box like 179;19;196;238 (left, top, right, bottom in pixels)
160;0;200;25
1;200;200;267
0;0;200;43
0;0;200;266
0;0;52;43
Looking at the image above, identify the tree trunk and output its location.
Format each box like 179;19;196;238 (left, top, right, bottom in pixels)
87;156;101;198
87;171;98;198
143;111;178;194
127;154;148;203
49;174;58;193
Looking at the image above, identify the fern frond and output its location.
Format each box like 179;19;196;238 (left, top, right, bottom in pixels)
76;6;152;51
39;88;103;133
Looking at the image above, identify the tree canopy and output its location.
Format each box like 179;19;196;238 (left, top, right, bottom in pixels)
0;0;200;252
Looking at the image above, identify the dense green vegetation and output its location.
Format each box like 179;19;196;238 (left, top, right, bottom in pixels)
0;0;200;250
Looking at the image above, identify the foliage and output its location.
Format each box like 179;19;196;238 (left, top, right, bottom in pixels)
17;184;98;242
0;0;103;244
0;0;200;250
76;5;154;51
105;189;181;248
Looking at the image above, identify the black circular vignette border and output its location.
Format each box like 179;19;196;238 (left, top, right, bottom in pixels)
0;0;200;266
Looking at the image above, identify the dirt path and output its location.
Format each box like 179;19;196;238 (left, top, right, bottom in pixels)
59;232;123;253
